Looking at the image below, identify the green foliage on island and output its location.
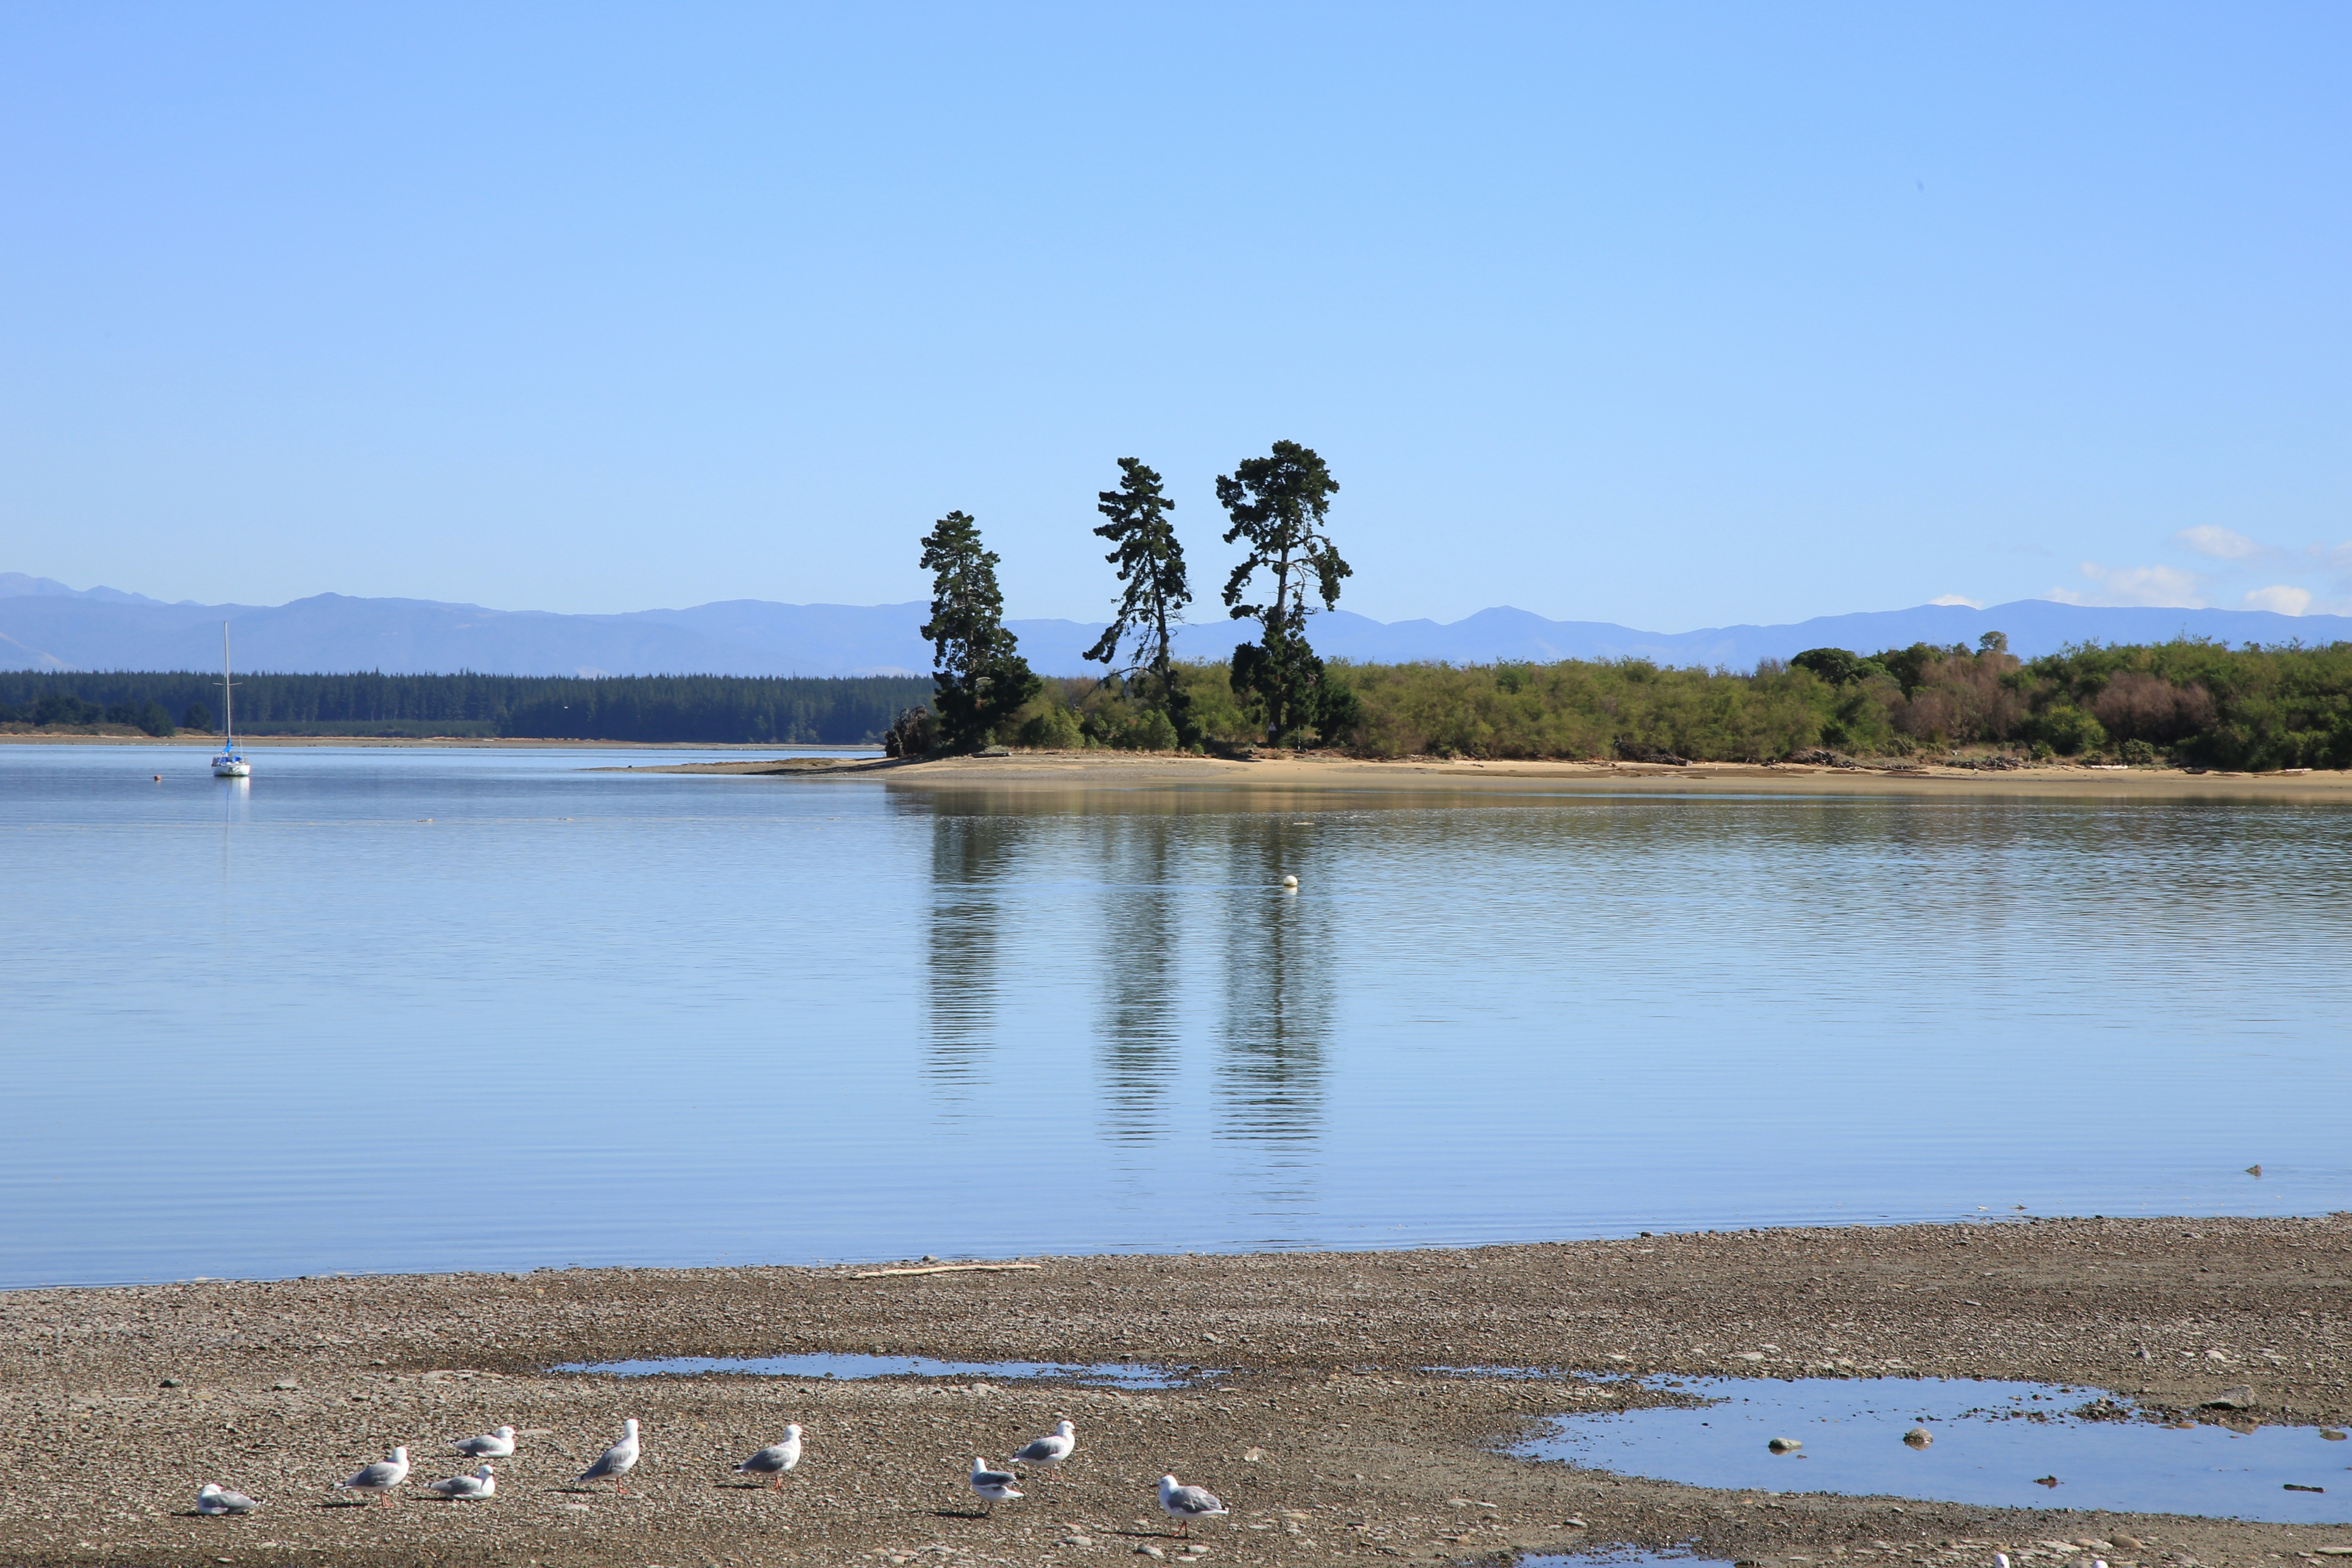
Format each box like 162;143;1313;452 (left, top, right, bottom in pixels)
984;636;2352;769
0;672;933;744
1302;637;2349;769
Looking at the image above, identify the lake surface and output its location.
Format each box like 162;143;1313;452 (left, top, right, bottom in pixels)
3;745;2348;1288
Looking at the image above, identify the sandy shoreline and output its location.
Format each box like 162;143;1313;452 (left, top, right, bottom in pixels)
610;749;2352;801
6;1218;2347;1567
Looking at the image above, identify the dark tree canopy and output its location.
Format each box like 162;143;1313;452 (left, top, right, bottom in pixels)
919;509;1040;750
1084;457;1195;744
1216;440;1354;745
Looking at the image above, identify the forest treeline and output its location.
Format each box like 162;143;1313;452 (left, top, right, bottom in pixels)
1010;635;2352;772
0;671;932;744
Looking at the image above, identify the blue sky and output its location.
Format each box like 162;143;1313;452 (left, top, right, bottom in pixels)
2;3;2346;628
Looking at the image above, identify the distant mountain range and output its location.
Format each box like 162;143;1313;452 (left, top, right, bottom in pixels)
3;571;2346;677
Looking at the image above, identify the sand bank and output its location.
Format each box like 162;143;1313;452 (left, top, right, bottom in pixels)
5;1218;2347;1567
617;748;2352;802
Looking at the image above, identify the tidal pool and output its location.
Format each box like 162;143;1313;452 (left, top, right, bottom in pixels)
1516;1376;2352;1524
553;1351;1202;1388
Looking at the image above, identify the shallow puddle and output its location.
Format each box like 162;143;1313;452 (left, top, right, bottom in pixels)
1518;1554;1732;1568
552;1351;1201;1388
1516;1376;2352;1524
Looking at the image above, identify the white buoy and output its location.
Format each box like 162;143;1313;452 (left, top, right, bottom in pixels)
1281;875;1298;890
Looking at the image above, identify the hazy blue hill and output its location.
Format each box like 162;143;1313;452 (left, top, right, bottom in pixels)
3;573;2346;675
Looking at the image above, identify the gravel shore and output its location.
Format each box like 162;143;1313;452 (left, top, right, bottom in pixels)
4;1217;2346;1568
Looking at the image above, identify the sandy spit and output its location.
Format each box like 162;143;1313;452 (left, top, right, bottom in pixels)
607;748;2352;801
5;1217;2348;1567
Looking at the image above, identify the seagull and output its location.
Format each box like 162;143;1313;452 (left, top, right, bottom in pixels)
334;1447;410;1506
1011;1419;1075;1479
195;1483;260;1515
734;1425;803;1489
1158;1473;1227;1536
426;1464;496;1501
452;1426;516;1459
577;1418;640;1492
968;1455;1023;1514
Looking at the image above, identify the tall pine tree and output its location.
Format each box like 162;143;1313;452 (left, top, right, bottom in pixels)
919;510;1040;750
1217;441;1356;746
1084;457;1195;744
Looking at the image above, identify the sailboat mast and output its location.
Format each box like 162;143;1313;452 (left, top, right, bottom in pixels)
221;622;234;746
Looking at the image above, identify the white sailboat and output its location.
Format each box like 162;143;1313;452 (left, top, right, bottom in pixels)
211;622;250;778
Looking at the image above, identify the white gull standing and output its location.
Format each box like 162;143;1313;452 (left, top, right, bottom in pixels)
195;1483;260;1516
426;1464;497;1501
452;1425;517;1459
1011;1419;1076;1480
1158;1473;1227;1536
734;1425;803;1489
968;1455;1023;1515
576;1418;640;1492
334;1447;410;1506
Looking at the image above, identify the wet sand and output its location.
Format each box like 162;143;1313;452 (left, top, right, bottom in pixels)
619;748;2352;802
6;1217;2348;1567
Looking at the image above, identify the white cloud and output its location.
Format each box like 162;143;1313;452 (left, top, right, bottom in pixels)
1929;593;1984;608
2241;585;2312;616
2174;524;2268;561
2044;561;2209;608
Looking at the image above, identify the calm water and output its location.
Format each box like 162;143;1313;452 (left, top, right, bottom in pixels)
554;1353;1201;1387
1520;1375;2352;1524
3;745;2347;1288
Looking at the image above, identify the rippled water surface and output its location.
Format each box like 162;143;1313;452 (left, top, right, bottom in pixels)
3;745;2347;1286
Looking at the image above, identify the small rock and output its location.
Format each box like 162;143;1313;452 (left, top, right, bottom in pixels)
1903;1427;1933;1447
272;1380;298;1391
1242;1448;1265;1462
159;1378;181;1388
1135;1549;1164;1560
2202;1386;2255;1410
1063;1536;1095;1547
1564;1518;1588;1529
2108;1538;2142;1553
1768;1437;1801;1452
2321;1429;2347;1441
2034;1475;2061;1488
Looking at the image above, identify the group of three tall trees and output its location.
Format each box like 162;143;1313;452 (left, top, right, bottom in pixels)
916;441;1355;752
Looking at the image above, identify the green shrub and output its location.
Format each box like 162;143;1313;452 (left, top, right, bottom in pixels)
1017;703;1084;750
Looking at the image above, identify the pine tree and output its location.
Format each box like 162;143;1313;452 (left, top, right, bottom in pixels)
1084;457;1195;745
1217;441;1354;745
919;510;1040;750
